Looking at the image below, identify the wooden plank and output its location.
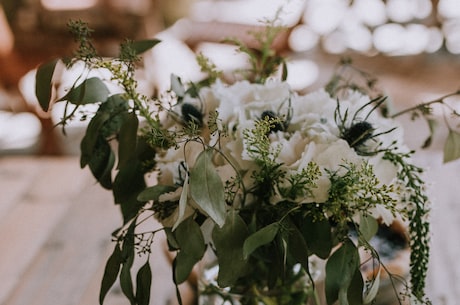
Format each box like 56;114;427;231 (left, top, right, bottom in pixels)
0;198;74;304
0;157;90;304
3;175;118;305
0;157;41;220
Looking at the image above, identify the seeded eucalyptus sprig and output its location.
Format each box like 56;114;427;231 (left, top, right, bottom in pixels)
224;15;288;84
383;150;431;304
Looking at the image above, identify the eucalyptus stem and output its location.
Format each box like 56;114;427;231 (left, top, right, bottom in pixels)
389;90;460;118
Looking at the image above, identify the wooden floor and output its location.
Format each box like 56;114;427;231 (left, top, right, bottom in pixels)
0;156;195;305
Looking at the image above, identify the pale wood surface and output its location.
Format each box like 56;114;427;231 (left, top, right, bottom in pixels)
0;157;194;305
0;125;459;305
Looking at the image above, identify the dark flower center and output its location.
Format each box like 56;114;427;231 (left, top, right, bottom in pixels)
261;110;285;133
181;103;203;126
343;121;374;147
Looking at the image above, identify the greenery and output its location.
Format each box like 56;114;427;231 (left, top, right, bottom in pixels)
34;19;460;305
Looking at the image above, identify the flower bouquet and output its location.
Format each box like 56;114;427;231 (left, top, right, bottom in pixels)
34;20;460;305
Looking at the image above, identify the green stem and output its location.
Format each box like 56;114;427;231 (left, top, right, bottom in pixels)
389;90;460;118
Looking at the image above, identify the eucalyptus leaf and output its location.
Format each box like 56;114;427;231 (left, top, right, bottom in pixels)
120;224;136;305
421;119;437;149
443;129;460;163
170;74;185;99
347;268;364;305
59;77;110;105
118;112;139;169
300;216;332;259
99;245;122;305
137;185;177;202
85;137;115;189
243;222;279;259
35;59;58;112
363;269;381;304
359;214;378;243
129;39;161;55
212;211;249;287
173;217;206;284
325;239;360;305
173;174;189;231
190;149;226;227
283;218;310;272
136;260;152;305
120;254;136;305
113;161;147;221
80;112;111;167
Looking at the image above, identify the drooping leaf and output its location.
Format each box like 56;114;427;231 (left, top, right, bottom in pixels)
300;216;332;259
283;218;310;272
212;211;249;287
118;112;139;169
443;129;460;163
85;137;115;189
359;214;378;243
363;269;381;304
120;224;136;305
190;149;226;227
243;222;279;259
99;244;123;305
80;112;111;168
59;77;110;105
35;59;58;112
421;118;437;149
137;185;177;202
347;267;364;305
129;39;161;55
136;260;152;305
173;217;206;284
98;94;130;138
281;60;288;81
114;161;147;222
325;239;360;305
173;174;189;231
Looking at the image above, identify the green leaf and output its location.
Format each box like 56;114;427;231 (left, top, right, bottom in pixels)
363;269;380;304
190;149;226;227
85;137;115;189
130;39;161;55
347;268;364;305
120;224;136;305
359;214;378;243
243;222;279;259
325;239;360;305
60;77;110;105
300;216;332;259
98;94;130;138
137;185;177;202
283;218;310;272
444;129;460;163
173;217;206;284
35;59;58;112
281;60;288;81
212;211;249;287
118;112;139;169
113;161;147;222
173;174;189;231
80;112;111;167
136;260;152;305
421;118;437;149
170;74;185;99
99;244;122;305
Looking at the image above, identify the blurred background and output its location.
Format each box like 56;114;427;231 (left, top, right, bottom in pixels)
0;1;459;305
0;0;459;155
